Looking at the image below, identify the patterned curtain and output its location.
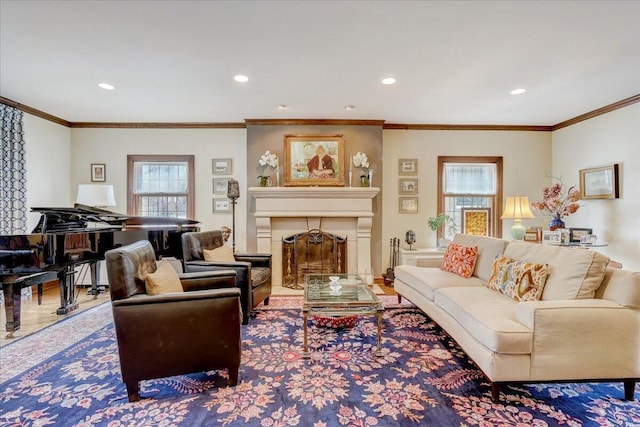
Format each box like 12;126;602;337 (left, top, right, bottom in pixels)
0;103;28;234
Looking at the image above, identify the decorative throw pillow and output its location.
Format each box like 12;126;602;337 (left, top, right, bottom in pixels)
203;245;235;262
145;261;183;295
487;256;549;302
440;242;478;278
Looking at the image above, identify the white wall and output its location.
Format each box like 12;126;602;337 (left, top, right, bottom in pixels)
70;128;248;250
382;129;552;262
23;113;71;231
552;104;640;271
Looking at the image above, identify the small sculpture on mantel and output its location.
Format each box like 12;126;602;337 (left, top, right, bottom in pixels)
405;230;416;250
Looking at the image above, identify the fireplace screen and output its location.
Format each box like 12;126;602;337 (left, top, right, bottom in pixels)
282;229;347;289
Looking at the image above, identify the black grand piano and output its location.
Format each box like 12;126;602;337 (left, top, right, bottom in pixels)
0;205;199;335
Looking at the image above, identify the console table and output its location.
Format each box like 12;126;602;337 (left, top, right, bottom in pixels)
399;248;446;267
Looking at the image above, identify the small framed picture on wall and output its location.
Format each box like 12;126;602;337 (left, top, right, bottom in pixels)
91;163;106;182
399;197;418;214
398;159;418;176
212;198;231;213
398;178;418;194
212;158;232;175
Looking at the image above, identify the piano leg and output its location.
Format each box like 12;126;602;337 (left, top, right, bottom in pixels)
56;266;79;315
2;282;22;336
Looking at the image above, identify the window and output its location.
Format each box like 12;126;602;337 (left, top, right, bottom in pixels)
437;156;503;239
127;155;195;218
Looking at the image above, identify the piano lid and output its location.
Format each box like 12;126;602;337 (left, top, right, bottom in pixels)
31;205;200;233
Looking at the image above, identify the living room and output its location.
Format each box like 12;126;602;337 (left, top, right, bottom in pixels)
1;1;639;424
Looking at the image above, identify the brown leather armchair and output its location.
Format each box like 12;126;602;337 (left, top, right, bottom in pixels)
105;240;241;402
181;230;272;325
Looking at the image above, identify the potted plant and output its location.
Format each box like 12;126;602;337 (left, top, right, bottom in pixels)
428;213;456;249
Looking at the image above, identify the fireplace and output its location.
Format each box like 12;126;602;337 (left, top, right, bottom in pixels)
249;187;379;286
282;229;347;289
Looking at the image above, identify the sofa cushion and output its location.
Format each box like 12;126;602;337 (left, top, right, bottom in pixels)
440;242;478;278
504;241;609;300
435;287;532;354
395;265;486;301
452;234;509;281
203;245;235;262
251;267;271;288
487;256;548;302
595;268;640;309
145;261;184;295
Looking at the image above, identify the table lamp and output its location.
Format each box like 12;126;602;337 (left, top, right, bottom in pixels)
75;184;116;208
500;196;535;240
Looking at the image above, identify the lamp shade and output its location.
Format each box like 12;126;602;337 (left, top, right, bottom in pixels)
501;196;535;240
76;184;116;207
500;196;535;220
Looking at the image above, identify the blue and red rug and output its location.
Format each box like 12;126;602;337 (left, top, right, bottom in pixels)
1;297;638;426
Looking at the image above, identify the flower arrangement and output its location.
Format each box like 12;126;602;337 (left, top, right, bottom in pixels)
257;150;278;186
530;179;581;219
352;152;369;176
258;150;278;170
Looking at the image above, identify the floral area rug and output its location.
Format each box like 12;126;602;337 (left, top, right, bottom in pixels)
1;298;639;426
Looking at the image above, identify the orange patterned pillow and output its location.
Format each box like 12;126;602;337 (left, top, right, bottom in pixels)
440;242;478;278
487;256;548;302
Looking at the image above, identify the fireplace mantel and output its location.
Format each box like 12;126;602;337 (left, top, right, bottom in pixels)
249;186;379;285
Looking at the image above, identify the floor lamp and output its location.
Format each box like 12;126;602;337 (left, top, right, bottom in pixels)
227;179;240;252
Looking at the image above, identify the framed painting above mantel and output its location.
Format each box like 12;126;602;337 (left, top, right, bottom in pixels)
283;134;345;186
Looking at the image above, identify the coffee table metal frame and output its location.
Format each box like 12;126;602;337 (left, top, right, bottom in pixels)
302;273;384;358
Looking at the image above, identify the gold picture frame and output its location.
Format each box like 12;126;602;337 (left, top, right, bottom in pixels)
283;134;345;186
579;164;619;199
399;197;418;214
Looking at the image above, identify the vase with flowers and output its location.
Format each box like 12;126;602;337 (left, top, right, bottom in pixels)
352;152;370;187
258;150;278;187
530;179;581;230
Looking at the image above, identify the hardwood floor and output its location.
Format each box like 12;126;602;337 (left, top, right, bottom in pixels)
0;284;110;347
1;278;397;347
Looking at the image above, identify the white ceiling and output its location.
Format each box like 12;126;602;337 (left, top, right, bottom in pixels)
1;1;639;125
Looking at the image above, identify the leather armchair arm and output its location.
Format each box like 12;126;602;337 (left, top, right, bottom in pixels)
111;287;241;307
178;269;236;292
233;253;272;268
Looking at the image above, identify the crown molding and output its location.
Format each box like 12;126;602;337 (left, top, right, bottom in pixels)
69;122;246;129
245;119;385;126
383;123;552;131
551;94;640;131
2;95;638;131
0;96;71;127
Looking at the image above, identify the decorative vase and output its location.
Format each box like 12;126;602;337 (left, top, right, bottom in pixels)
360;175;369;187
258;176;268;187
549;214;565;231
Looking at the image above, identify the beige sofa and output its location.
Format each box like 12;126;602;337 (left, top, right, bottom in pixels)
394;234;640;402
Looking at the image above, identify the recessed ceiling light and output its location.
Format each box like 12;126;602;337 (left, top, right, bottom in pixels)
98;83;115;90
277;104;287;110
381;77;396;85
344;105;355;110
234;75;249;83
510;88;526;95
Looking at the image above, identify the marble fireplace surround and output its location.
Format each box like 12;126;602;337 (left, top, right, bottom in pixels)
248;187;379;286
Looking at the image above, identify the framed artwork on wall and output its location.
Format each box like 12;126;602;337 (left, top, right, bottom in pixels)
398;159;418;176
212;158;232;175
212;198;231;213
91;163;106;182
283;134;345;186
579;164;619;199
398;178;418;194
461;208;491;236
399;197;418;214
213;178;230;194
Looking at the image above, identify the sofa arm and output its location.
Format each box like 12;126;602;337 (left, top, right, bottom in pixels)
112;287;241;307
178;269;236;292
516;300;640;379
233;253;272;267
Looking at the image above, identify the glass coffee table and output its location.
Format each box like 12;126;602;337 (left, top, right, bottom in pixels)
302;273;384;358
